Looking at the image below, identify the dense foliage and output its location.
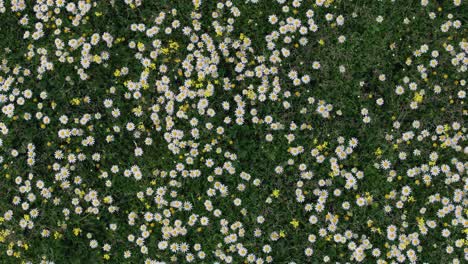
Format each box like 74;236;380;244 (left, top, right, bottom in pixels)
0;0;466;263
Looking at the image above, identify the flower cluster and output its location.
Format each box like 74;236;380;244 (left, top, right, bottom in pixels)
0;0;466;263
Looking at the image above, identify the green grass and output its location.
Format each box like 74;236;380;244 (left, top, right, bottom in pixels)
0;0;466;263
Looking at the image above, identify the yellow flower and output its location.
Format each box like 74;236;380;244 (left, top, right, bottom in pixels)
413;92;423;103
132;106;142;115
290;219;299;228
272;189;280;198
246;90;255;100
180;104;189;112
73;228;81;236
204;89;213;97
169;41;179;50
70;98;81;105
374;147;382;156
279;230;286;237
193;0;201;9
93;55;101;62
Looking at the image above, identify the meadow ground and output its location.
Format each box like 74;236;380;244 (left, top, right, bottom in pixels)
0;0;466;263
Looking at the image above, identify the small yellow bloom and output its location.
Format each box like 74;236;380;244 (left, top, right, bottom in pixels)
413;92;423;103
290;219;299;228
279;230;286;237
73;228;81;236
204;90;213;97
374;147;382;156
272;189;280;198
